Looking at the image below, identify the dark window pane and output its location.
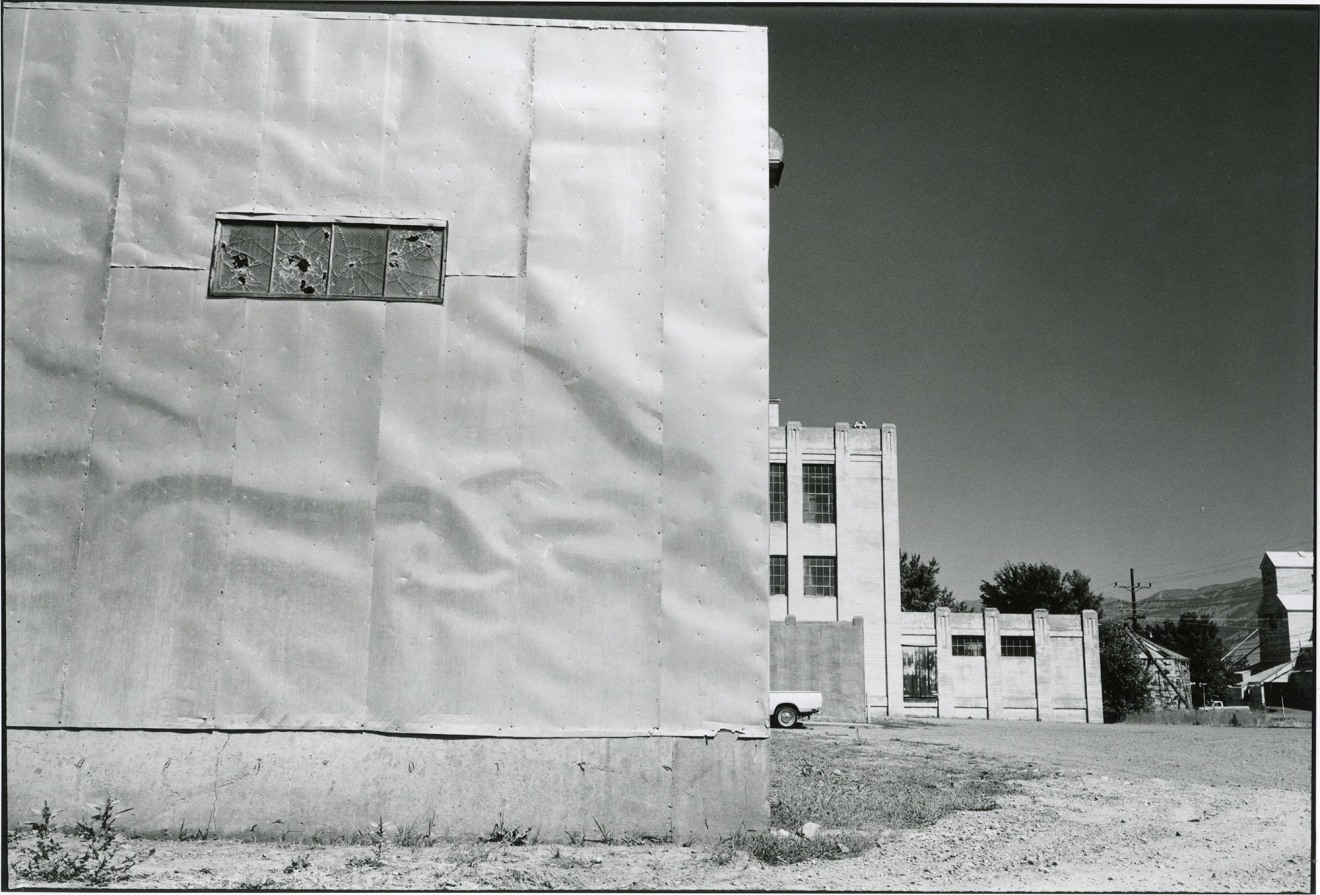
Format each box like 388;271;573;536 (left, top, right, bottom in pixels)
769;463;787;522
802;464;835;523
903;645;938;700
803;555;836;597
769;555;787;596
1001;636;1036;657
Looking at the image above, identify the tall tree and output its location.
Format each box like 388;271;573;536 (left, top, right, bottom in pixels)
978;562;1102;615
1143;612;1236;703
900;552;970;611
1100;618;1152;722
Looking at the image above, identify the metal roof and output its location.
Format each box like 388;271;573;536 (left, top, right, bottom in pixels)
1262;551;1315;570
1131;630;1190;663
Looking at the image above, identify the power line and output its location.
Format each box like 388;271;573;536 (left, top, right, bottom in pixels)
1142;537;1314;585
1114;568;1152;629
1137;532;1315;580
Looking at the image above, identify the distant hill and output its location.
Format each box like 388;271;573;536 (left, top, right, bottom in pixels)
1101;577;1263;668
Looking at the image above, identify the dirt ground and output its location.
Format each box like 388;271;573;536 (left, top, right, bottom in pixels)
8;717;1313;891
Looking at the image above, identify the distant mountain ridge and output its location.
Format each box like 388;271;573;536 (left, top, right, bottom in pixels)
1101;577;1262;666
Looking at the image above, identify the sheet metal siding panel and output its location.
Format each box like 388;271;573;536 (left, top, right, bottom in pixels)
217;301;385;727
658;30;770;730
7;6;769;736
386;20;533;277
513;27;667;731
62;270;245;725
111;11;271;269
365;279;524;730
3;8;139;723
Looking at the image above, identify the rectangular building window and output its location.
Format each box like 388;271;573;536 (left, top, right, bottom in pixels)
769;555;787;596
210;214;447;303
1001;636;1036;657
769;463;787;523
802;556;836;597
951;635;985;657
802;463;835;523
902;645;938;700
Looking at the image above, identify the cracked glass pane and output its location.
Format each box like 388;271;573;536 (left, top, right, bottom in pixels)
328;225;388;297
384;228;444;300
213;222;274;293
271;225;331;296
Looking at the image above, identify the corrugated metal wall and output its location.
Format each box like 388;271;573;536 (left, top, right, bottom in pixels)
4;4;769;737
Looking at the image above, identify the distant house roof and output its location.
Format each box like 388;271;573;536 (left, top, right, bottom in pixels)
1243;658;1295;686
1262;551;1315;571
1131;631;1189;663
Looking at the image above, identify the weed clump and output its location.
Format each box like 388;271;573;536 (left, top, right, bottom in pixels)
11;798;155;885
345;817;390;869
483;817;532;845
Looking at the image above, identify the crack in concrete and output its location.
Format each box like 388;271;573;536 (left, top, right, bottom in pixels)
208;733;230;835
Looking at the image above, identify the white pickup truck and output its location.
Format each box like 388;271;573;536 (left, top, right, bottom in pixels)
769;691;823;728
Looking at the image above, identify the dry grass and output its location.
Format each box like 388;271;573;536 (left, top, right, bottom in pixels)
769;728;1040;833
1126;707;1312;728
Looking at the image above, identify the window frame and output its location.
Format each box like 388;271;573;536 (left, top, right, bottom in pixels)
208;213;449;303
769;463;787;523
802;463;836;524
769;555;788;597
951;635;986;657
802;555;837;598
1000;635;1036;657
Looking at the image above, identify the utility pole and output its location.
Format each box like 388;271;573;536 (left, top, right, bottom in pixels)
1114;568;1152;630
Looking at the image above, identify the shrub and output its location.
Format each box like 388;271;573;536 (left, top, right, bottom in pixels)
1100;619;1151;722
11;798;154;885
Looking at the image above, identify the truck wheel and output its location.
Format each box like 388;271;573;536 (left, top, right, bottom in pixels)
773;705;799;728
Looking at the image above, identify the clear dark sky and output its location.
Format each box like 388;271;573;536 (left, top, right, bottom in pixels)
268;2;1318;602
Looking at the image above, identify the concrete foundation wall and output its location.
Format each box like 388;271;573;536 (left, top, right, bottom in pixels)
5;729;768;841
769;617;867;722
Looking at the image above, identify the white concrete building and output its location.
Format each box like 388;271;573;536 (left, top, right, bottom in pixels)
767;400;902;720
768;400;1102;723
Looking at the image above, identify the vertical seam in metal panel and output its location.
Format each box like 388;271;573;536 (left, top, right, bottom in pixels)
58;17;140;725
60;175;123;727
517;27;535;278
249;14;275;206
508;24;539;725
361;16;398;732
656;30;669;740
2;6;31;187
377;18;397;203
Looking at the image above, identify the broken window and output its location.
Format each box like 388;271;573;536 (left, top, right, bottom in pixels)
209;215;447;303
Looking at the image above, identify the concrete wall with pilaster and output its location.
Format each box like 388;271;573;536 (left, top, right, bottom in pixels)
898;609;1103;723
768;617;867;722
